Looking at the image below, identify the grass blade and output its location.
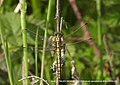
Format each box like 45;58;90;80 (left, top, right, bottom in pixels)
0;26;14;85
35;28;39;76
40;0;53;84
96;0;103;81
96;0;102;46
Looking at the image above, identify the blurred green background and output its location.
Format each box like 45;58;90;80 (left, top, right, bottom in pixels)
0;0;120;85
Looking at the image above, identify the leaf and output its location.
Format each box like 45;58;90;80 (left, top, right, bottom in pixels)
0;12;22;48
5;12;21;35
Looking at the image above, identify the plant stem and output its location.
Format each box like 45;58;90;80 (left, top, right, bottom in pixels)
31;0;40;16
56;0;61;32
35;28;39;77
20;0;28;85
0;27;14;85
40;0;52;84
96;0;102;46
96;0;103;81
55;0;62;84
68;0;101;57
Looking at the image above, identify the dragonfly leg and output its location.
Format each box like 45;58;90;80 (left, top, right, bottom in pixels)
51;60;57;73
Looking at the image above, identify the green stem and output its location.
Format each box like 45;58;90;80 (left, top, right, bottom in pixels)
31;0;40;16
96;0;103;81
0;26;14;85
20;0;28;85
96;0;102;46
35;28;39;76
40;0;53;84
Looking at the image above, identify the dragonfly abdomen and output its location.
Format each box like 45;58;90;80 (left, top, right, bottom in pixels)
56;34;62;79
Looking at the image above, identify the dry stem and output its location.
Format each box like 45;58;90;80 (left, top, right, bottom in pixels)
69;0;101;57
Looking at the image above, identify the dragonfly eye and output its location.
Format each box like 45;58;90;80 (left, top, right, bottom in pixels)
54;32;57;36
59;32;63;37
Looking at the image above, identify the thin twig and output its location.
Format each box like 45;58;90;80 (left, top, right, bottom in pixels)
19;75;49;85
56;0;61;32
103;34;109;55
65;37;84;42
69;0;101;57
55;0;62;85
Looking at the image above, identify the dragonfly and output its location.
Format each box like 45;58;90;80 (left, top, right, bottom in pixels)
48;31;66;79
25;22;87;79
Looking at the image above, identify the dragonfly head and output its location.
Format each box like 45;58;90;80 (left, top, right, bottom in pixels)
54;32;64;37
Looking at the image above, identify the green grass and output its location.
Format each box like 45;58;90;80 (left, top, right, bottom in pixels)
40;0;53;85
0;24;14;85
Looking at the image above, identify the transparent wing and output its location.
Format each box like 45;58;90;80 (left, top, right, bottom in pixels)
25;23;87;56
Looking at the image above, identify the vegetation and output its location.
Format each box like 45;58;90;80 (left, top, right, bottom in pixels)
0;0;120;85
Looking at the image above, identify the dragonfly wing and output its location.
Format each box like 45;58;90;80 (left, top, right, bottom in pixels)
48;35;57;57
51;55;65;74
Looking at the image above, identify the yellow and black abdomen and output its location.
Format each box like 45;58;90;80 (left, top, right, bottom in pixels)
56;34;62;79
